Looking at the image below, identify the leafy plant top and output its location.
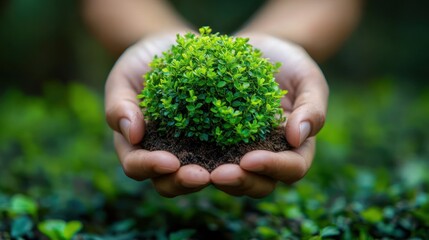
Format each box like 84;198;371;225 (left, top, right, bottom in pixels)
139;27;287;145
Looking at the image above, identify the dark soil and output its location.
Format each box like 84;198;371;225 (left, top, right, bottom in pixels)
140;122;292;172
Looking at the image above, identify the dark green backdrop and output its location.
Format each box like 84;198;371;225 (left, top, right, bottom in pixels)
1;0;428;91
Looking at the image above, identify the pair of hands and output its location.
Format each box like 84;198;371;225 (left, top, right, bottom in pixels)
105;32;328;198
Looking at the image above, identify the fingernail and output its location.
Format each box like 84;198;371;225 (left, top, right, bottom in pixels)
299;121;311;146
119;118;131;143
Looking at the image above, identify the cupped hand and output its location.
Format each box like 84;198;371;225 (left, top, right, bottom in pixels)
105;32;210;197
211;34;329;198
106;32;328;198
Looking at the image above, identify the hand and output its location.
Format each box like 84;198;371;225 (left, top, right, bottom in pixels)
105;32;211;197
211;34;329;198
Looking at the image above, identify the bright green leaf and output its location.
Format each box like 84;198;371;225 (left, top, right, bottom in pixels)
257;226;278;239
9;194;38;218
63;221;83;239
217;81;227;88
38;219;66;240
361;207;383;223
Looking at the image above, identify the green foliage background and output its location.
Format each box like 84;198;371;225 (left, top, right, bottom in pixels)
1;0;428;239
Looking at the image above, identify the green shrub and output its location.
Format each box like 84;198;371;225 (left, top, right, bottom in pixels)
139;27;287;145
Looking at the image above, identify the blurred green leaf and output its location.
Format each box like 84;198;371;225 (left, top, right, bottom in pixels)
301;219;319;236
11;215;33;238
320;226;340;238
283;205;303;219
38;219;67;240
399;159;429;187
9;195;38;218
329;197;347;215
256;226;278;239
258;202;279;215
64;221;83;240
38;219;82;240
68;82;104;133
109;219;135;234
361;207;383;224
169;229;196;240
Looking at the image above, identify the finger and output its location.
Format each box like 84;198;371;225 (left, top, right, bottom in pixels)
247;35;328;147
105;79;144;145
285;67;329;147
211;164;276;198
240;137;315;184
152;164;211;198
114;132;180;181
283;53;328;147
106;98;144;145
105;47;151;145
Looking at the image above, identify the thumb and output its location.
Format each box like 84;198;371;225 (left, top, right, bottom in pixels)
285;103;326;148
106;99;145;145
105;57;146;145
285;71;329;148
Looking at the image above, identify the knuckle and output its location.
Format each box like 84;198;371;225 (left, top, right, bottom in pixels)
105;103;121;130
294;158;309;181
153;184;177;198
144;158;158;174
105;104;115;120
316;109;326;127
235;174;246;187
259;157;276;176
174;175;187;187
282;158;308;185
309;106;326;134
123;168;143;181
122;158;145;181
250;182;276;199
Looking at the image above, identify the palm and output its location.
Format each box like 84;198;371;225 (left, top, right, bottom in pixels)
105;33;328;198
210;34;328;197
105;33;211;197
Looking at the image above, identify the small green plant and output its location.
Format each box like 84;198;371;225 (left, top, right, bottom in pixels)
8;194;38;218
139;26;287;145
38;219;82;240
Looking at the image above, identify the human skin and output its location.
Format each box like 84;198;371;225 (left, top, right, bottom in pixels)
82;0;362;60
84;0;361;197
105;33;327;197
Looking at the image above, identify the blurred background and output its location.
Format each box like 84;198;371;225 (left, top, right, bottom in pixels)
0;0;428;239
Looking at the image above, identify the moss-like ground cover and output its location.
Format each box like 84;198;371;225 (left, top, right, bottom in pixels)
1;80;428;239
